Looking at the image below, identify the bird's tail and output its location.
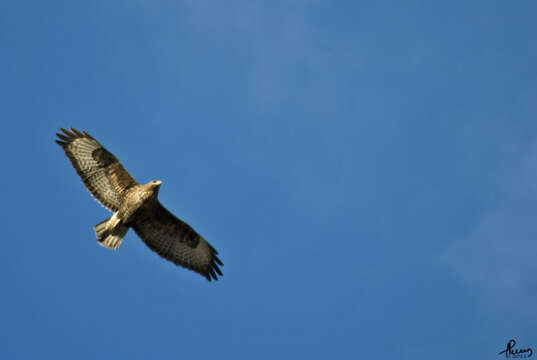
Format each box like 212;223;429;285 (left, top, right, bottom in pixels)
94;215;128;250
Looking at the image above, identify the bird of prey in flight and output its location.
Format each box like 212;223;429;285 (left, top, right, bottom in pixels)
56;128;223;281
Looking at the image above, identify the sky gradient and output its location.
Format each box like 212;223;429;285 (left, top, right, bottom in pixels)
2;1;537;359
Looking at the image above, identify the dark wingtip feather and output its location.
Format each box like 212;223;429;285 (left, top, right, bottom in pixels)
55;140;66;146
56;133;69;141
58;128;91;143
60;128;73;137
70;127;83;137
207;249;223;280
209;268;217;280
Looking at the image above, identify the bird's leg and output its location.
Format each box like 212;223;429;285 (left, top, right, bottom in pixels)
107;212;122;230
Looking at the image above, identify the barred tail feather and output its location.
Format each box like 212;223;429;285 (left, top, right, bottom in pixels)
94;218;109;239
94;217;128;250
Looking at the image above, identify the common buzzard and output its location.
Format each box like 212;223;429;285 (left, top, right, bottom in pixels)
56;128;223;281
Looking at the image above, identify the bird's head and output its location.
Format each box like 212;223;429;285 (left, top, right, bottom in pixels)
145;180;162;198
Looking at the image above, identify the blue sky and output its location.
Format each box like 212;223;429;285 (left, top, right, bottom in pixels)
2;1;537;358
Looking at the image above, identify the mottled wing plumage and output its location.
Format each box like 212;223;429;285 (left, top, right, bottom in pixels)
132;202;223;281
56;128;138;211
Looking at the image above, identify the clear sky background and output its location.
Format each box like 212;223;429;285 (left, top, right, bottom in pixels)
2;1;537;359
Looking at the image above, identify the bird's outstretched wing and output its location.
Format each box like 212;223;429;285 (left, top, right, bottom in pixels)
132;202;223;281
56;127;138;211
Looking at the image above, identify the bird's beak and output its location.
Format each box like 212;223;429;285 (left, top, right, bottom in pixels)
155;180;162;186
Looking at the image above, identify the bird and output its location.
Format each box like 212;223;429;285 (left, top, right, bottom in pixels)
56;127;223;281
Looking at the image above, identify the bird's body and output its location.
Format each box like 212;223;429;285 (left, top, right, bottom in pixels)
56;128;223;281
94;181;161;250
117;182;161;225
